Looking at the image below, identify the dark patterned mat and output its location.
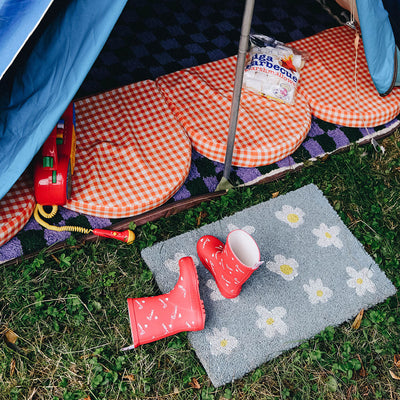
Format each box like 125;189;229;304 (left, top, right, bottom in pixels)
2;0;398;264
76;0;339;99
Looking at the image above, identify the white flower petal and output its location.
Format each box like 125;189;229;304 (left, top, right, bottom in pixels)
273;319;289;335
346;267;357;277
303;278;333;304
275;205;305;228
313;223;343;249
165;252;199;273
255;305;288;338
207;327;238;356
266;254;299;281
330;225;341;235
272;306;287;319
346;267;376;296
227;223;255;235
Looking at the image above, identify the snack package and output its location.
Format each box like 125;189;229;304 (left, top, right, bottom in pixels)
243;34;308;105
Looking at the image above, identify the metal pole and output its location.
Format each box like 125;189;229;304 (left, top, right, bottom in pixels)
220;0;255;185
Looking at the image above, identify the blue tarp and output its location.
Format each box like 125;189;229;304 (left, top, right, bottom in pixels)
0;0;127;200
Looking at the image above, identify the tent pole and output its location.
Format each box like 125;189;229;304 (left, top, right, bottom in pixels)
216;0;255;191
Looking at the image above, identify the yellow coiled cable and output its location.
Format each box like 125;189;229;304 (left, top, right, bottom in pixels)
34;204;92;234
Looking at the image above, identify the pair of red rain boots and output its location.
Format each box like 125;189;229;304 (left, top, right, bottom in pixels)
126;230;262;349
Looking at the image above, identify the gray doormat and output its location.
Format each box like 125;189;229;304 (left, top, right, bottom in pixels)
141;184;396;387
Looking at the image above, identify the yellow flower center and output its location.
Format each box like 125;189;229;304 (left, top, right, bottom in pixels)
316;290;324;297
266;318;275;325
287;213;299;223
280;264;293;275
325;232;332;238
356;278;363;285
220;339;228;347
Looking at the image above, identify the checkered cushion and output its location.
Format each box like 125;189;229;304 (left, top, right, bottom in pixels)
294;26;400;127
0;173;35;247
66;80;191;218
156;56;311;167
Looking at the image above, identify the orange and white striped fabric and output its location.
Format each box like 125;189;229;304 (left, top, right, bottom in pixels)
66;80;191;218
293;26;400;127
156;56;311;167
0;173;35;247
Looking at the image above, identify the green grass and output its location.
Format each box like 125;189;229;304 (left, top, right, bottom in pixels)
1;131;400;399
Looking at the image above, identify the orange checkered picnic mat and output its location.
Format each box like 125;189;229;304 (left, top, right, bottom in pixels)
65;80;192;219
0;173;35;247
294;26;400;127
156;56;312;167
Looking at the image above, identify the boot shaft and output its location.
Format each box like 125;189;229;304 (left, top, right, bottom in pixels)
127;257;205;347
197;230;262;298
224;229;262;270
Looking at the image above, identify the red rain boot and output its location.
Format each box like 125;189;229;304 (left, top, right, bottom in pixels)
126;257;206;348
197;229;262;299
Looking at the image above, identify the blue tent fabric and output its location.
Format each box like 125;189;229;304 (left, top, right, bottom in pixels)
0;0;54;80
0;0;127;201
356;0;397;95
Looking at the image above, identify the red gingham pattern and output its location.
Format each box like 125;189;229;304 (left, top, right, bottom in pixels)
66;80;191;218
293;26;400;127
156;56;311;167
0;173;35;247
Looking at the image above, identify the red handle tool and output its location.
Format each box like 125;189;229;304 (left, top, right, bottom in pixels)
92;229;135;244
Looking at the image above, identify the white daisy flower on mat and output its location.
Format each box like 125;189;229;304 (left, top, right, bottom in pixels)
255;305;288;338
346;267;376;296
303;278;333;304
266;254;299;281
227;223;255;235
275;205;305;228
206;327;238;356
312;223;343;249
206;280;239;303
164;252;199;274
